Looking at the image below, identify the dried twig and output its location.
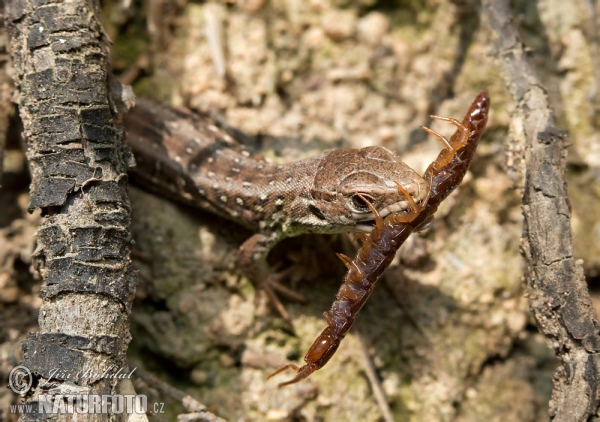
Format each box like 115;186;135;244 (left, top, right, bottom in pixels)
5;0;138;418
356;329;395;422
135;368;227;422
482;1;600;420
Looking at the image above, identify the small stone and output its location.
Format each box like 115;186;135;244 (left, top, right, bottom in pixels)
321;10;356;41
189;368;209;385
219;353;235;367
0;272;19;303
237;0;266;11
357;12;390;45
377;126;395;143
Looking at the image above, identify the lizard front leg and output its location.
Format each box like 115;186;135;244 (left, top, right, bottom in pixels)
237;233;306;321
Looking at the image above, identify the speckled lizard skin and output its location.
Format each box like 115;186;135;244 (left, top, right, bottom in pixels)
124;99;428;319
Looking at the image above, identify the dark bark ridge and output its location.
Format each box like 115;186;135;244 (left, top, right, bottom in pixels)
482;1;600;420
5;0;137;417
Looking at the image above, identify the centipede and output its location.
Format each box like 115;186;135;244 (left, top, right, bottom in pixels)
269;91;491;387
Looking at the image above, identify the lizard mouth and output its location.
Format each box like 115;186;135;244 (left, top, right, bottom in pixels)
353;212;386;233
354;199;433;234
355;221;376;233
352;199;413;233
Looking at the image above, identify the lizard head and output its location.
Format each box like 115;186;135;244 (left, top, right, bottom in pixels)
310;146;429;233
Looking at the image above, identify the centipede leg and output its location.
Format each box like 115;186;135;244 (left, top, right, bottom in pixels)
429;115;469;149
351;232;369;244
421;125;453;151
267;363;301;380
323;311;334;326
422;169;434;205
395;182;424;218
396;182;420;212
336;252;364;276
422;116;469;169
275;364;320;388
336;252;353;268
356;193;383;232
268;362;320;388
390;179;431;223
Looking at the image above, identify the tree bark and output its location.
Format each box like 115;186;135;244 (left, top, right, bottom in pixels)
5;0;138;420
0;0;12;187
482;1;600;420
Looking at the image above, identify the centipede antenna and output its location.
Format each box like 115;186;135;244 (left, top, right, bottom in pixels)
356;192;383;232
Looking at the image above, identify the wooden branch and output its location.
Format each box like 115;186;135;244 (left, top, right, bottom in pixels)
0;6;12;187
482;1;600;420
5;0;138;419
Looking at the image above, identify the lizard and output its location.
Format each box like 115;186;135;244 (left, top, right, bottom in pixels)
123;98;429;320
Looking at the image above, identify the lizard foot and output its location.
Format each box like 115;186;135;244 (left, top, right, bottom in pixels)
257;267;307;322
238;233;308;322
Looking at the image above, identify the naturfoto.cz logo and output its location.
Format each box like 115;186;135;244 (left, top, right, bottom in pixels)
8;365;164;415
10;394;163;415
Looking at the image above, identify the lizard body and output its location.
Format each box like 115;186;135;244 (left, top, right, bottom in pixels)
124;99;428;318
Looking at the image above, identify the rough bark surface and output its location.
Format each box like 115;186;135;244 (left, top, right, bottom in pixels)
483;1;600;420
5;0;137;420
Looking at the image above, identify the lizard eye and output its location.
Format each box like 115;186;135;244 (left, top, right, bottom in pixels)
350;194;374;212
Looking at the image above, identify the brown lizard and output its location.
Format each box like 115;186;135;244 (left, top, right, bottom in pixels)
124;99;429;320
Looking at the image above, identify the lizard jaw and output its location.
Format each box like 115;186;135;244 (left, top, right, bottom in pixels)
355;223;375;233
351;197;424;233
350;199;411;222
378;200;412;217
